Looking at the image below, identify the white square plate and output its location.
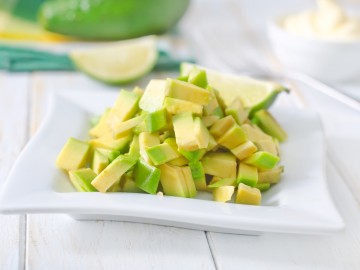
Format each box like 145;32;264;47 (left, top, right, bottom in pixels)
0;90;344;235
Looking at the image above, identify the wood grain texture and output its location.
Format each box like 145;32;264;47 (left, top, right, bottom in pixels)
25;72;215;270
0;73;29;270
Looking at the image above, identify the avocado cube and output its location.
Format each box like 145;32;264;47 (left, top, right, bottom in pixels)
127;134;140;158
258;166;284;184
146;143;180;165
89;108;111;138
237;163;258;187
132;86;144;96
165;79;210;105
217;124;247;149
201;115;220;127
92;150;109;175
91;155;137;192
236;183;261;205
243;151;280;170
230;141;257;160
207;134;218;151
204;86;224;118
193;117;209;149
208;178;236;188
121;174;145;193
90;133;132;152
241;123;272;143
68;168;97;192
189;161;207;191
163;138;189;166
254;139;279;156
113;115;145;139
134;159;161;194
178;148;206;162
164;97;203;115
139;80;167;112
96;148;121;162
188;68;208;88
252;110;287;142
202;152;237;178
209;115;236;139
177;75;189;82
145;108;168;132
213;186;235;202
173;113;199;151
255;183;271;192
139;132;160;163
225;98;249;125
56;138;91;171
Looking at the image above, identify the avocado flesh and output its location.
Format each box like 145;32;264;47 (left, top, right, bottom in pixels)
209;115;236;139
113;115;144;139
204;86;224;118
134;159;161;194
56;137;91;171
230;141;257;160
90;132;132;152
139;80;167;113
241;123;272;143
146;143;180;165
189;161;207;191
225;98;249;125
255;183;271;192
164;97;203;115
127;134;140;158
243;151;280;170
252;110;287;142
254;139;278;156
202;152;237;178
213;186;235;202
68;168;97;192
201;115;219;127
217;124;247;149
237;163;258;187
173;112;198;151
89;108;111;138
188;68;208;89
145;108;168;132
193;117;209;149
178;148;206;162
208;178;236;189
166;79;210;105
236;183;261;206
96;148;121;163
92;150;109;175
139;132;160;163
164;138;189;166
258;166;284;184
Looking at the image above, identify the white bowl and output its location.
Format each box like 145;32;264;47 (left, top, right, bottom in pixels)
267;17;360;82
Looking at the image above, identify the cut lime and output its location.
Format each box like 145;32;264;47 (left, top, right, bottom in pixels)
70;36;158;85
180;62;288;116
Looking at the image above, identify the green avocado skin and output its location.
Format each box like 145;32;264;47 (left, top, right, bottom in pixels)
38;0;190;40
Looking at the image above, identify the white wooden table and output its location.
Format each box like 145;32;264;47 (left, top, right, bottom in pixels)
1;1;360;269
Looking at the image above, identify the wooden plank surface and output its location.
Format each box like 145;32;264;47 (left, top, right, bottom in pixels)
0;73;29;270
25;72;216;270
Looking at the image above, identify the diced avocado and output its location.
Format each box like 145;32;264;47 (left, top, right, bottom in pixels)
163;138;189;166
96;148;121;162
90;115;101;127
127;134;140;158
113;115;145;139
217;124;247;149
91;155;137;192
208;178;236;188
193;117;209;149
165;79;210;105
145;108;168;132
189;161;207;191
207;134;218;151
209;115;236;139
121;175;145;193
243;151;280;170
236;183;261;205
202;152;237;178
177;75;189;82
159;130;174;143
89;108;111;138
213;186;235;202
225;98;249;125
139;79;167;112
188;68;208;88
134;159;161;194
255;183;271;192
92;150;109;174
132;86;144;96
146;143;180;165
173;113;198;151
164;97;203;115
159;164;197;198
252;110;287;142
201;115;219;127
90;132;132;152
107;178;122;192
178;148;206;162
237;163;258;187
241;123;272;143
139;132;160;163
255;139;278;156
68;168;97;192
230;141;257;160
56;138;91;171
204;86;224;118
107;90;141;128
258;166;284;184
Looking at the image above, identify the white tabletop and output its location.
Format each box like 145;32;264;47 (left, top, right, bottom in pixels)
1;0;360;269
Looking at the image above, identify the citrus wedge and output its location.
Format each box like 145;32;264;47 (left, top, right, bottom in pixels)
70;36;158;85
180;62;288;116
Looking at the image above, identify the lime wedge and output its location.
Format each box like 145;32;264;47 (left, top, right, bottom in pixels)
180;62;288;116
70;36;158;85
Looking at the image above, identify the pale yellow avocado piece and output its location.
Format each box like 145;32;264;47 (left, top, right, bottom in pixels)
107;90;141;128
231;141;257;160
193;117;209;149
203;86;224;118
139;80;167;112
164;138;189;166
90;132;132;151
173;113;199;151
207;133;218;151
258;166;284;184
112;115;145;139
164;97;203;115
225;98;249;125
213;186;235;202
241;124;272;143
217;124;247;149
209;115;236;139
236;183;261;205
92;150;109;174
165;79;210;105
255;139;279;156
139;132;160;163
91;155;137;192
56;138;91;171
132;86;144;96
202;152;237;178
89;108;112;138
202;115;219;127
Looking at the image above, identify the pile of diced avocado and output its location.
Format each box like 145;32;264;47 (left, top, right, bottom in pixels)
56;68;287;206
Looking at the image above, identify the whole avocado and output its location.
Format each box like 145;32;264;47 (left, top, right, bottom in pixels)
38;0;190;40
